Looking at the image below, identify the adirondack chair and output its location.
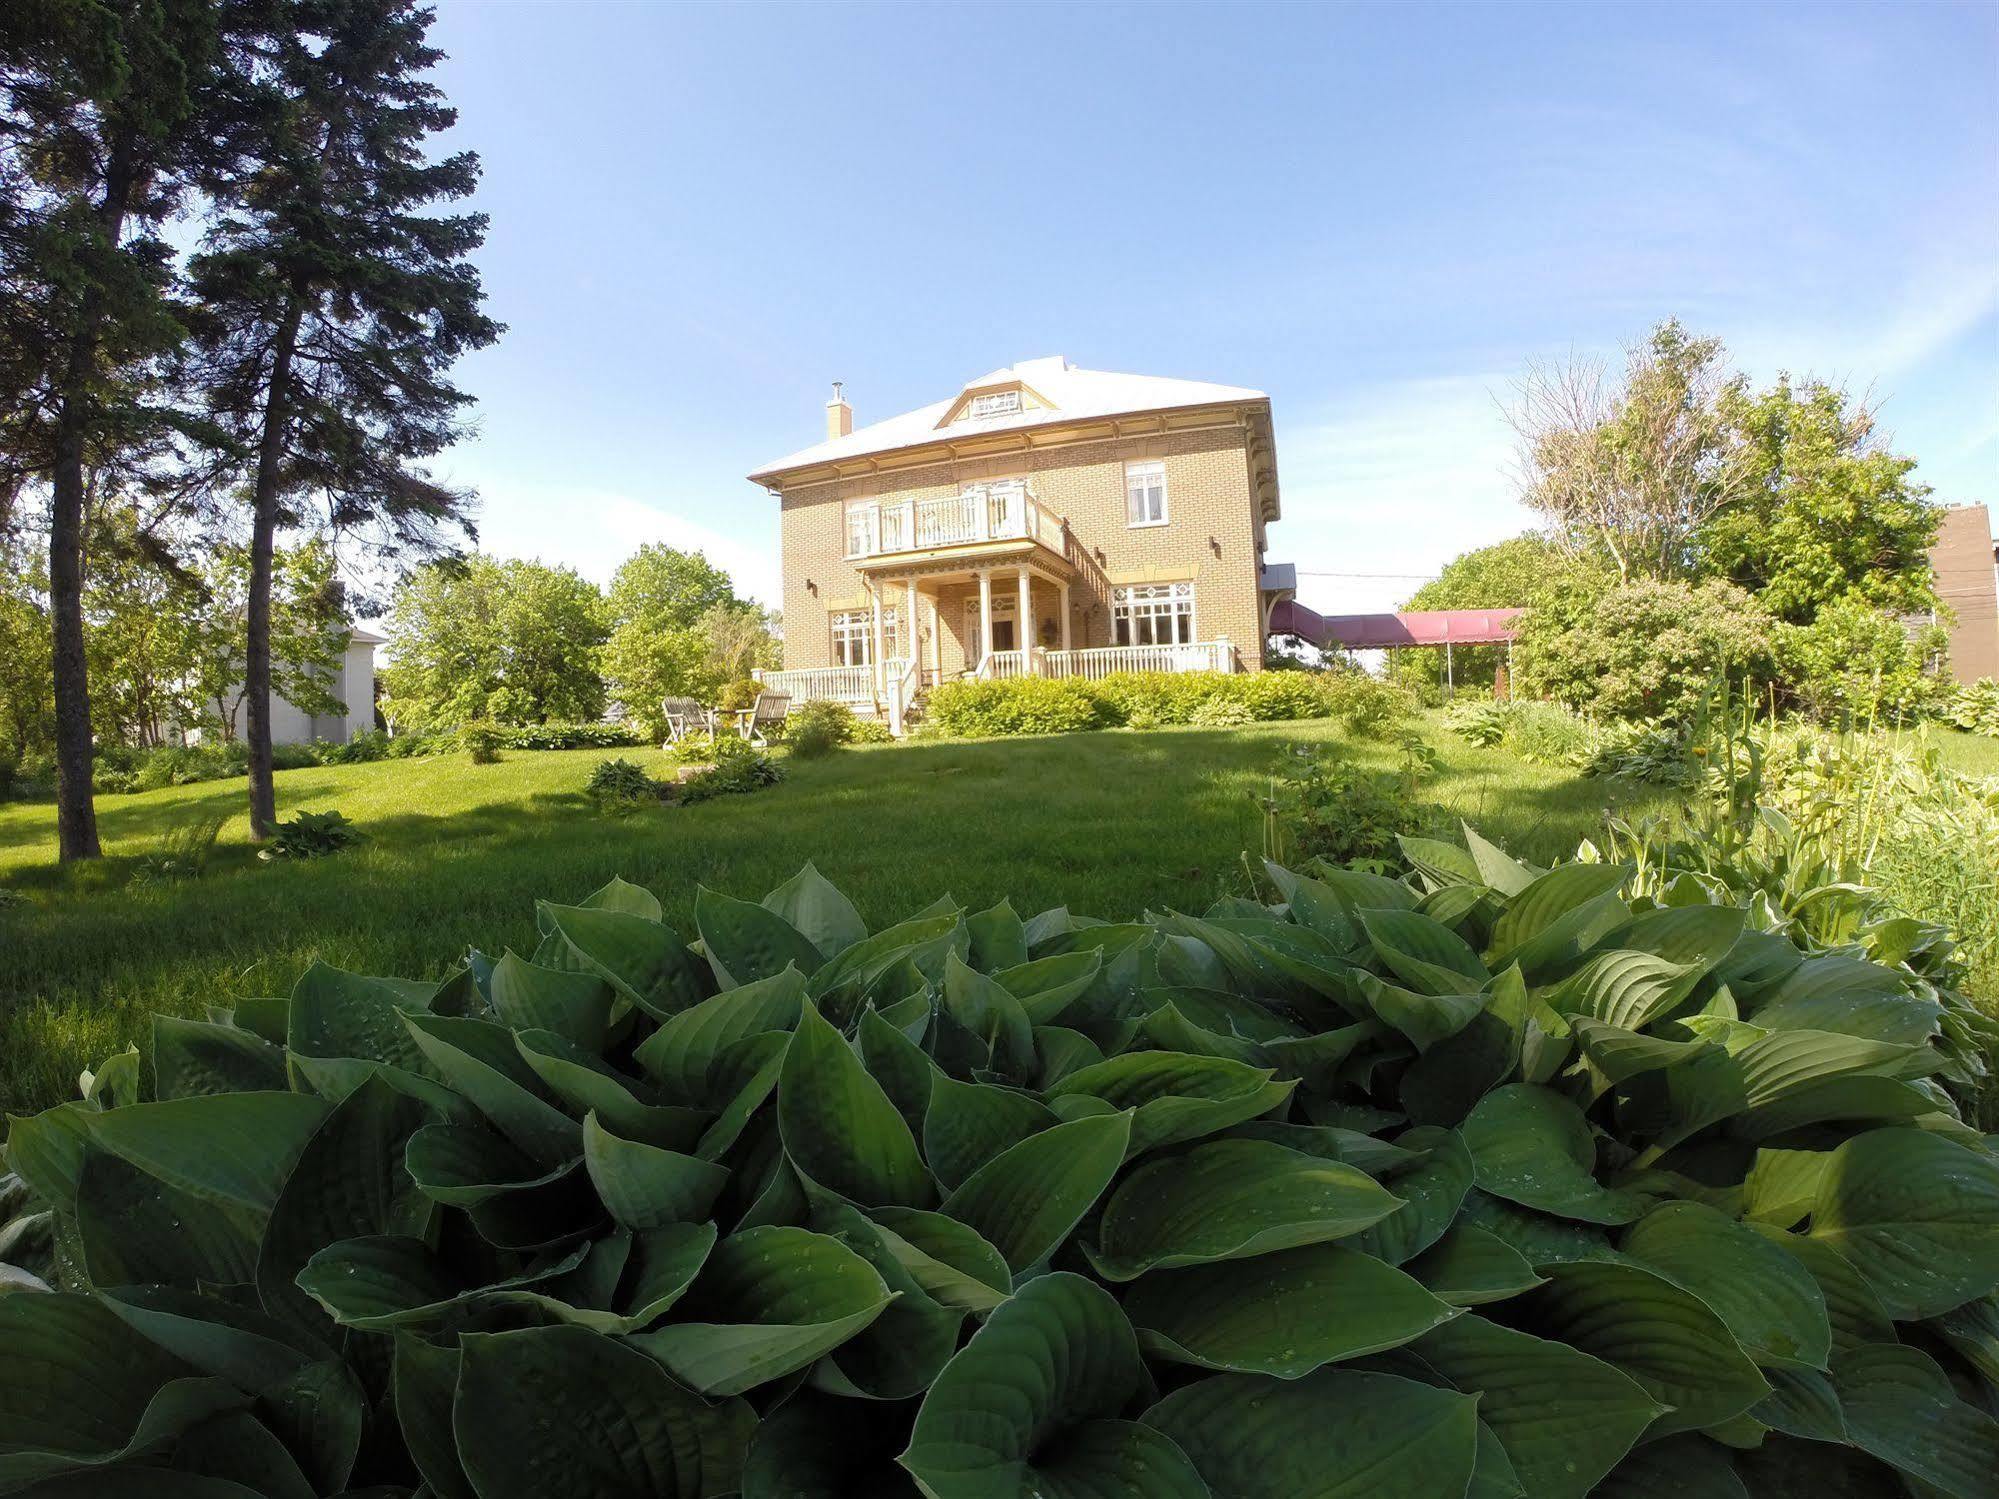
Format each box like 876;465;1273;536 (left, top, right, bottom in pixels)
740;691;790;745
661;696;710;745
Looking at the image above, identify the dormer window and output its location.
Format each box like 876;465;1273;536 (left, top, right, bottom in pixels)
967;390;1022;420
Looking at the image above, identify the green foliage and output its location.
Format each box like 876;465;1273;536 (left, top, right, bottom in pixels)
380;557;610;729
127;813;227;887
585;757;665;811
460;723;502;765
926;669;1412;739
262;810;362;860
717;678;763;712
927;677;1108;736
1948;680;1999;737
1257;744;1424;867
1774;595;1949;727
1517;576;1771;720
782;700;855;760
602;548;777;734
6;848;1996;1495
499;722;640;751
1404;533;1603;690
676;742;783;803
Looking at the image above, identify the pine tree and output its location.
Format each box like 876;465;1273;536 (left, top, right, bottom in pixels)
189;0;497;835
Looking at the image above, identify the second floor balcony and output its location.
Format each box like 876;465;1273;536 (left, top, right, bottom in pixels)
845;482;1070;567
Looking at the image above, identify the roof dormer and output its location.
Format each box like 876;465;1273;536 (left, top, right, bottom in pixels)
935;360;1065;428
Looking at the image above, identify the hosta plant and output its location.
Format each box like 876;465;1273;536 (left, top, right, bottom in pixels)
4;839;1999;1497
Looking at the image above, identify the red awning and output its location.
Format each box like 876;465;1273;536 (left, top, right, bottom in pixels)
1270;600;1523;649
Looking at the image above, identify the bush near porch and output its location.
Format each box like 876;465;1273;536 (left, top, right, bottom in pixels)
925;668;1410;738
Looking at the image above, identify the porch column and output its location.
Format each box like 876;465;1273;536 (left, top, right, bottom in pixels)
926;588;943;682
1016;568;1032;654
904;575;920;670
977;568;993;663
869;584;885;697
1058;579;1072;651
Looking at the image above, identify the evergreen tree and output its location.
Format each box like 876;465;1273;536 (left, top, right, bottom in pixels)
188;0;497;834
0;0;229;858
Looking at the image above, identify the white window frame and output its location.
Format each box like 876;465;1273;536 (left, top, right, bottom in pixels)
967;390;1022;421
844;502;880;560
830;607;898;667
1112;581;1195;647
1125;460;1168;528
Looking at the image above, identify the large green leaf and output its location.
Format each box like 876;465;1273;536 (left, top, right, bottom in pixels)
402;1013;580;1167
1345;1125;1474;1266
698;886;826;989
938;951;1036;1077
778;1003;933;1209
1088;1137;1403;1281
939;1111;1131;1274
1143;1367;1479;1498
1833;1343;1999;1499
1044;1051;1294;1156
1808;1127;1999;1319
1415;1313;1664;1499
901;1271;1204;1499
1488;863;1630;970
1405;1222;1545;1307
1527;1260;1770;1436
1594;1435;1748;1499
991;951;1102;1025
1124;1242;1459;1376
151;1015;286;1099
456;1324;753;1498
1359;908;1488;996
762;862;868;962
539;901;709;1019
628;1226;895;1395
584;1112;730;1229
922;1075;1057;1192
740;1391;916;1498
1619;1201;1830;1368
634;966;806;1104
81;1093;328;1212
394;1334;473;1499
1545;949;1706;1031
489;951;614;1050
1461;1084;1644;1225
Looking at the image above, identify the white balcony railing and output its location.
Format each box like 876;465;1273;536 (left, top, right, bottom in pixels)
850;485;1063;561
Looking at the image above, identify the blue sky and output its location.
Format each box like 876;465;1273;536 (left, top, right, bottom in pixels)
421;0;1998;616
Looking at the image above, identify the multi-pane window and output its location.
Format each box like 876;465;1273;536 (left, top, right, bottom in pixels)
1125;460;1168;526
844;503;879;558
967;390;1022;420
830;608;899;666
1113;582;1194;646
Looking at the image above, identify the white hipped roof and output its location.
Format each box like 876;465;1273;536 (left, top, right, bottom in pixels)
748;356;1268;483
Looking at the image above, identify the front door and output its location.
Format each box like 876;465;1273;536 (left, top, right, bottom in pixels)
991;619;1016;651
964;595;1020;661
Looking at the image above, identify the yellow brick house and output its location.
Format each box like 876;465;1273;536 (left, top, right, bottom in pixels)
747;357;1291;727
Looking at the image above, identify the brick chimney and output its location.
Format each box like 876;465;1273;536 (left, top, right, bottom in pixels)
826;381;852;441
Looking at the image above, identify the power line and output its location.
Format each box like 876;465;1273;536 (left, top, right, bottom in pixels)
1294;569;1439;580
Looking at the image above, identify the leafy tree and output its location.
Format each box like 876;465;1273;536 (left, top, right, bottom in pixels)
1699;376;1941;625
1773;595;1948;727
81;505;204;746
1402;532;1607;690
1508;320;1753;584
1516;576;1771;720
379;556;606;728
189;537;347;740
187;0;498;835
0;0;231;857
0;536;54;768
601;546;772;731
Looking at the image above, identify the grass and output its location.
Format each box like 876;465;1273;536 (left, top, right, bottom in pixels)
0;718;1669;1118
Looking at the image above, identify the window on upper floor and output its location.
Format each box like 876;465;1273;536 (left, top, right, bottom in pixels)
1113;581;1194;646
967;390;1022;420
1125;460;1168;527
845;502;879;559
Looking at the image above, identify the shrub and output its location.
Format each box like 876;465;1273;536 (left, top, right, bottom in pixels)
460;722;502;764
93;767;136;795
676;744;782;802
1190;694;1254;727
1498;700;1593;767
848;716;893;744
1320;672;1416;736
1579;718;1703;787
1517;575;1771;720
501;722;641;751
926;676;1109;736
585;756;665;811
1947;678;1999;736
718;677;762;712
1444;699;1510;747
7;852;1991;1494
782;700;855;760
261;808;363;859
1774;596;1948;727
1257;743;1423;867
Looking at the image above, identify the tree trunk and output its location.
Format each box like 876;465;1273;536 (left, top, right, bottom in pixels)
245;297;305;837
47;142;140;862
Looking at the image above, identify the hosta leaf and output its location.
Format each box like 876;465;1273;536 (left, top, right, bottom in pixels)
456;1324;753;1498
1398;833;1482;888
1461;824;1540;897
1360;908;1488;996
1833;1342;1999;1499
540;901;708;1019
285;962;434;1073
1807;1127;1999;1319
1087;1137;1403;1281
151;1015;286;1099
402;1013;579;1167
488;951;613;1050
554;873;665;922
583;1112;730;1228
1405;1222;1545;1306
800;1188;966;1402
1619;1200;1830;1368
514;1027;702;1143
168;1409;317;1499
628;1226;895;1395
1594;1434;1748;1498
939;951;1035;1077
1752;956;1940;1047
73;1151;264;1287
922;1075;1057;1192
1545;949;1706;1031
964;898;1029;971
808;911;965;1018
1936;1294;1999;1385
1415;1313;1664;1499
1044;1051;1295;1156
1488;863;1630;969
1358;974;1484;1052
778;1003;933;1209
901;1272;1203;1499
698;886;825;989
296;1233;586;1330
1750;1365;1846;1442
1144;1367;1478;1499
1597;903;1744;971
868;1205;1012;1313
394;1334;473;1499
1756;1228;1899;1353
1346;1125;1473;1265
1461;1084;1644;1225
939;1111;1131;1274
1527;1260;1770;1436
81;1093;328;1212
761;863;867;962
633;966;805;1104
1731;1435;1908;1497
1124;1242;1460;1377
1304;862;1419;913
991;951;1102;1025
1568;1015;1711;1091
1459;1190;1619;1267
403;1121;571;1205
740;1391;916;1498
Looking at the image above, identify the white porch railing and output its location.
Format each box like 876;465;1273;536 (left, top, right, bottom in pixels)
1043;641;1239;680
977;650;1034;681
756;666;875;706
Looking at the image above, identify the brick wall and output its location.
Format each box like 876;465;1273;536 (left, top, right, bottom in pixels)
773;414;1269;673
1932;504;1999;685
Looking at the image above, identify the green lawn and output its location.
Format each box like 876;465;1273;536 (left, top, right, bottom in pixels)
0;719;1669;1117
